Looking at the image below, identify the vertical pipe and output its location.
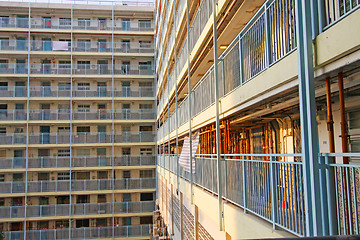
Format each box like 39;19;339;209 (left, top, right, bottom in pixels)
338;72;349;164
174;1;180;193
111;3;115;239
23;3;31;239
326;77;335;153
186;0;193;204
212;0;224;231
295;0;322;236
338;71;351;234
69;5;73;238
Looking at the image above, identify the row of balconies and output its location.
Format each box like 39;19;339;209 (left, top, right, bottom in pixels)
0;109;155;121
0;177;156;194
0;201;155;219
0;86;154;98
0;17;154;32
0;155;155;170
0;40;153;53
0;131;155;145
4;224;152;240
0;63;154;75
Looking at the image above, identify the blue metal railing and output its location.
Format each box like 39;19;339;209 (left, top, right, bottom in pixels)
158;153;360;237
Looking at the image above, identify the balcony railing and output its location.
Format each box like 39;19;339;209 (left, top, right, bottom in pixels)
0;86;154;98
0;178;156;194
0;63;154;75
0;131;155;145
0;155;155;169
0;201;155;219
0;17;154;31
0;109;155;121
0;39;153;53
4;224;152;240
158;151;360;237
158;0;360;121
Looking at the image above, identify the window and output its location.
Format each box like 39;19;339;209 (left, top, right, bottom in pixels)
78;18;90;27
77;126;90;132
140;148;153;155
0;16;9;25
0;82;8;91
38;221;49;230
141;192;153;201
58;172;70;181
139;82;152;87
78;105;90;113
139;61;152;71
123;171;130;179
122;217;131;226
140;216;152;224
77;61;90;69
58;127;70;133
58;82;70;90
12;197;23;206
13;173;23;181
139;41;151;48
59;61;71;69
98;194;106;203
77;83;90;91
139;20;151;29
123;193;131;202
76;195;89;204
58;149;70;157
139;104;152;109
96;218;107;227
0;198;4;206
140;170;153;178
76;219;89;228
0;174;4;182
56;220;69;229
59;18;71;27
140;126;152;131
0;127;6;135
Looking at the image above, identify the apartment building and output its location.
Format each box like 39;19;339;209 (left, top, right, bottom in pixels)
0;1;156;239
155;0;360;239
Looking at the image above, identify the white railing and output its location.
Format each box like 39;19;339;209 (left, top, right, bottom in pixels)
0;178;156;194
0;155;155;169
0;63;154;75
4;224;152;240
0;39;153;53
0;131;155;145
0;201;155;219
0;16;154;31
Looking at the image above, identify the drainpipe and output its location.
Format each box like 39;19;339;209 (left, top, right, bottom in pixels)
325;77;335;153
338;71;351;234
212;0;224;231
338;72;349;164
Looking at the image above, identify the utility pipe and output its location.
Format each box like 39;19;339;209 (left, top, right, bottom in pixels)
212;0;224;231
325;77;335;153
338;72;349;164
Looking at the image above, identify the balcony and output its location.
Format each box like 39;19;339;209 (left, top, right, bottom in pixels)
0;63;154;76
0;39;154;53
0;155;156;169
0;17;154;32
0;86;154;98
4;224;152;240
0;201;155;219
0;131;155;145
0;178;156;194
